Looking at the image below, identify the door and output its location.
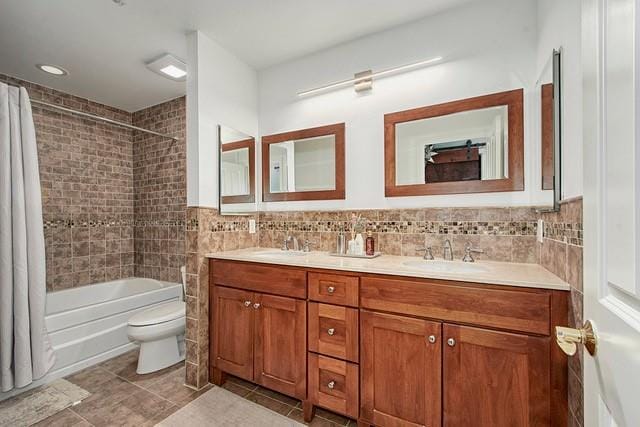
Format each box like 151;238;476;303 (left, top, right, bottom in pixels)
211;286;254;380
443;324;550;427
253;293;306;398
582;0;640;425
360;310;441;427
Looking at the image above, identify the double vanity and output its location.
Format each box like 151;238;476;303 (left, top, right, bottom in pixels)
208;248;569;427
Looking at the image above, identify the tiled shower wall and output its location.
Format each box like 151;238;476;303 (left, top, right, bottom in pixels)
1;75;136;290
539;197;584;427
132;97;187;283
1;74;186;289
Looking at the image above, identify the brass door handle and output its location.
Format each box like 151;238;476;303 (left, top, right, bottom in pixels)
556;319;598;356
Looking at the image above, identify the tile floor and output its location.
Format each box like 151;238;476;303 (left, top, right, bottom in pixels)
32;350;354;426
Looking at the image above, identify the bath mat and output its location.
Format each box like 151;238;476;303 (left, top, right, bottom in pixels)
0;379;90;427
156;387;304;427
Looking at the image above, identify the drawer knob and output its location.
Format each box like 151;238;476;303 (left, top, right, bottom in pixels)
253;303;261;309
327;328;335;336
244;300;251;307
327;380;335;389
447;338;456;347
428;335;436;343
327;286;335;294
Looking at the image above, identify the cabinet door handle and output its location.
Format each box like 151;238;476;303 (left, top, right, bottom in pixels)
253;303;261;309
428;335;436;344
327;380;335;389
327;328;335;336
447;338;456;347
327;286;335;294
244;300;251;307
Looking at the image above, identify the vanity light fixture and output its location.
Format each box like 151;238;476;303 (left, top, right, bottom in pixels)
146;54;187;81
36;64;68;76
297;56;442;97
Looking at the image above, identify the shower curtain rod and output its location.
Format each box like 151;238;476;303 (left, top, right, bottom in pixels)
4;82;181;141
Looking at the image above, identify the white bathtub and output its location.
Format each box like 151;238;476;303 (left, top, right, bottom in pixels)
0;277;182;401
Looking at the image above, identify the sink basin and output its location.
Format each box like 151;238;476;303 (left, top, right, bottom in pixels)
403;260;488;274
253;251;308;258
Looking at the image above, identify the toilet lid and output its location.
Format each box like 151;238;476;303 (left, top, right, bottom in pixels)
128;301;185;326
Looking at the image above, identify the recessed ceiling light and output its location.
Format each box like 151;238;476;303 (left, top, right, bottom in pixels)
146;54;187;82
36;64;68;76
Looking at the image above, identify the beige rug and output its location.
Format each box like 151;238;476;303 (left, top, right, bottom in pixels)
156;387;305;427
0;379;90;427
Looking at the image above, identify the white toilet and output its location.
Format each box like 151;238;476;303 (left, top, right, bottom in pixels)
127;267;187;374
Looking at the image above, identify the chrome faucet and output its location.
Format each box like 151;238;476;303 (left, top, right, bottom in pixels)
415;235;434;260
282;235;299;251
461;242;484;262
443;239;453;261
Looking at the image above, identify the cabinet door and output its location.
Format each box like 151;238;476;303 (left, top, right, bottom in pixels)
211;286;255;381
361;310;441;427
443;324;550;427
254;293;307;398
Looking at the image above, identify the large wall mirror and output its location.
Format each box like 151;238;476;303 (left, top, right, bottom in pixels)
218;125;256;214
384;89;524;197
262;123;345;202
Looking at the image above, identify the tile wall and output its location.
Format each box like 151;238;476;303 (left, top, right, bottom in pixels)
1;74;187;289
258;207;540;263
184;207;259;388
132;97;187;283
539;197;584;427
1;75;136;290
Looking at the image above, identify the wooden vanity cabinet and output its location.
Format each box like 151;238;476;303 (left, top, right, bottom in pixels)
210;286;254;380
209;260;307;399
209;259;568;427
443;324;551;427
360;310;442;427
254;293;306;398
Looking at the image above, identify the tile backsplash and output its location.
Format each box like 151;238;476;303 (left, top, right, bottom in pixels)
257;207;541;263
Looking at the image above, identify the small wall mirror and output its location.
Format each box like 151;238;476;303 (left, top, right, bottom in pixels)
218;125;256;214
385;89;524;196
537;49;562;210
262;123;345;202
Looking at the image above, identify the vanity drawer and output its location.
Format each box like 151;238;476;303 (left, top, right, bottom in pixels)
308;353;359;419
210;259;307;299
308;272;359;307
308;303;358;362
360;276;551;335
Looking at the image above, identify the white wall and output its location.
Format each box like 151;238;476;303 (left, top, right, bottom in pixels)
186;31;258;208
257;0;549;211
536;0;582;199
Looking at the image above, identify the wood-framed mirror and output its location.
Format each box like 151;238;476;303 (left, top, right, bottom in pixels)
384;89;524;197
261;123;345;202
218;125;256;214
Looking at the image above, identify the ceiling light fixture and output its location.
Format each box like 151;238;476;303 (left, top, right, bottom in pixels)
297;56;443;97
36;64;68;76
146;54;187;82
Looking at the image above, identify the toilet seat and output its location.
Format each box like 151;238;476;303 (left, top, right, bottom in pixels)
128;300;185;327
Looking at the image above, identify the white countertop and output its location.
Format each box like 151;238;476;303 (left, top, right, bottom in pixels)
206;248;570;291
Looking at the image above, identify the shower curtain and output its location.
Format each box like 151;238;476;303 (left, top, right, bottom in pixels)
0;82;55;392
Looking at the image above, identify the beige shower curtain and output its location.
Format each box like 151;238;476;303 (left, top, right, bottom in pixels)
0;82;55;392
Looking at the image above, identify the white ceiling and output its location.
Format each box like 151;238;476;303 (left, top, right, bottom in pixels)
0;0;474;112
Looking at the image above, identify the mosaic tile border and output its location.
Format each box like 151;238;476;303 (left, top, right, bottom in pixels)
543;222;583;246
43;219;186;229
257;219;539;236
